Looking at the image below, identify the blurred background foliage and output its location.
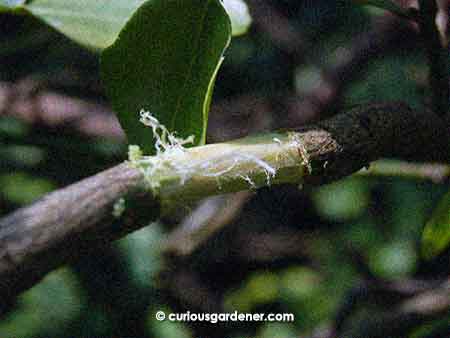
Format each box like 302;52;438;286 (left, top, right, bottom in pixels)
0;0;449;337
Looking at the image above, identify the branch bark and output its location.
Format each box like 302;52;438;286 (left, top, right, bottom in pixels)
0;102;448;300
0;163;158;302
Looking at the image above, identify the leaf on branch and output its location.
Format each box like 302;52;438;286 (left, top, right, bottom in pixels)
222;0;252;36
0;0;147;49
352;0;414;20
101;0;231;153
421;190;450;259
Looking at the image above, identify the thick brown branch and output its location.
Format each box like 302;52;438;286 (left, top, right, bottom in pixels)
0;102;448;300
0;163;158;301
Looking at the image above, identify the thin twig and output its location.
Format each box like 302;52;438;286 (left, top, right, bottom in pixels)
245;0;306;59
282;14;419;125
419;0;450;116
0;80;124;139
306;279;450;338
162;192;252;256
357;159;450;183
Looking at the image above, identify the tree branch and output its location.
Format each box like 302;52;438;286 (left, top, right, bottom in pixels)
0;80;124;140
419;0;450;115
344;280;450;338
0;163;158;302
358;159;450;183
0;102;448;300
306;279;450;338
162;192;252;256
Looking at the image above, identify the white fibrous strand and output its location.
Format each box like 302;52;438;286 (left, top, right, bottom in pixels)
139;110;194;154
131;110;286;193
132;110;196;190
239;174;256;188
273;137;282;145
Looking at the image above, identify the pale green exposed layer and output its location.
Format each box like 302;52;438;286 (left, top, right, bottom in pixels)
128;132;309;209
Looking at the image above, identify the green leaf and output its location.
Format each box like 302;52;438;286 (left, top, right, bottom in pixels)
0;0;146;49
353;0;413;20
0;268;85;337
222;0;252;36
0;172;56;205
422;191;450;259
312;177;371;222
101;0;231;152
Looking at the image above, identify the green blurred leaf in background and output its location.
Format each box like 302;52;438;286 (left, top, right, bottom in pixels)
0;172;55;205
312;177;371;222
0;0;147;49
352;0;413;19
343;55;425;110
0;268;85;338
101;0;231;152
369;241;417;278
225;271;279;313
422;190;450;259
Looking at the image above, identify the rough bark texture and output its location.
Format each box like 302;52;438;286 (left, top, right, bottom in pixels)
0;163;157;303
0;102;448;300
301;102;449;184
